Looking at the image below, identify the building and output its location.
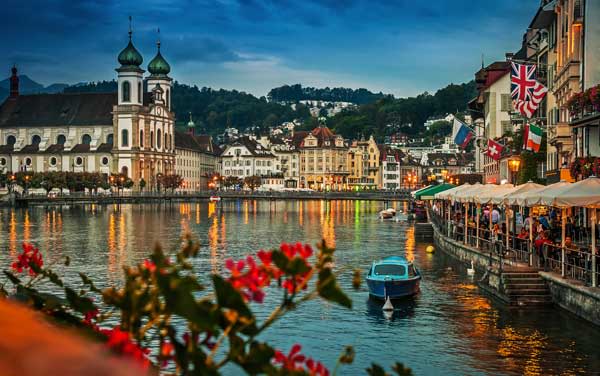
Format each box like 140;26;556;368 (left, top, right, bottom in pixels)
174;118;220;191
294;126;349;190
347;136;380;190
378;145;403;190
420;152;475;184
470;61;512;183
257;136;300;188
0;26;176;190
220;137;278;179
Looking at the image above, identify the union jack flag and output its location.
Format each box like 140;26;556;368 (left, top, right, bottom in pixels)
511;62;537;102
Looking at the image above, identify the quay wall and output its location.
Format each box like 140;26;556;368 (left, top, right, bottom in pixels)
433;224;600;326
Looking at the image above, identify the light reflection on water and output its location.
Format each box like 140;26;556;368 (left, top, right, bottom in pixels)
0;201;598;375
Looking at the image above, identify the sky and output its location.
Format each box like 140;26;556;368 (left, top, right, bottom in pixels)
1;0;539;97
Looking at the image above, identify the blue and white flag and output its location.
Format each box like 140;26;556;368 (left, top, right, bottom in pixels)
452;118;474;149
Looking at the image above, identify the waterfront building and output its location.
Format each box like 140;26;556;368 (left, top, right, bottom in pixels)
220;137;278;179
174;119;220;191
378;145;403;190
420;152;474;184
294;126;349;190
0;27;177;190
469;61;512;184
257;136;300;188
347;136;380;190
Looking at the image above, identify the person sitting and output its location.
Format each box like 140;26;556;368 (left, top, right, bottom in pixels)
517;227;529;239
534;231;554;267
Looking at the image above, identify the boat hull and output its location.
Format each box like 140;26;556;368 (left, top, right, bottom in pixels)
366;277;420;299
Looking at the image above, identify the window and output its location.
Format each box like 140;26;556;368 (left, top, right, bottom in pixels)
164;133;168;150
57;134;66;145
500;94;512;112
49;157;57;166
121;129;129;147
106;134;114;145
150;131;154;148
501;121;512;136
0;158;6;166
139;130;144;147
157;129;162;148
122;81;130;102
75;157;83;166
102;157;109;166
82;134;92;145
166;89;170;108
6;135;16;145
31;135;41;145
138;82;142;104
25;157;32;166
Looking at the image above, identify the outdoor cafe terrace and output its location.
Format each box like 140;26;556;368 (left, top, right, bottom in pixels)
428;178;600;288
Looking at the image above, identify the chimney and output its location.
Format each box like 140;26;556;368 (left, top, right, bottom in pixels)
505;52;514;62
9;65;19;99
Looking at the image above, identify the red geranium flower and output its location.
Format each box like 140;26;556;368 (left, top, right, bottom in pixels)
306;358;330;376
225;253;276;303
274;344;306;371
142;259;156;273
100;326;150;369
11;243;43;276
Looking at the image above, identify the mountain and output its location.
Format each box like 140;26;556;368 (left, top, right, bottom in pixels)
268;84;388;104
0;75;69;99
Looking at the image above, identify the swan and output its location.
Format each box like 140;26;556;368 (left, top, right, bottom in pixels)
467;260;475;276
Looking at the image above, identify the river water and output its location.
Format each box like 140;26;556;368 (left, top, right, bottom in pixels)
0;200;598;375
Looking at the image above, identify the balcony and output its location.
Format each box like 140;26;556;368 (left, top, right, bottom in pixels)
567;85;600;125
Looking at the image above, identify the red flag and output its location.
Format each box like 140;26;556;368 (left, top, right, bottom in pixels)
486;139;503;161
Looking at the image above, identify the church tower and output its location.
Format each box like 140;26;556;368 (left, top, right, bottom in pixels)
114;17;144;178
146;30;172;111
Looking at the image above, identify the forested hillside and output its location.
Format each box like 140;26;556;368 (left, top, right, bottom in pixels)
268;84;387;104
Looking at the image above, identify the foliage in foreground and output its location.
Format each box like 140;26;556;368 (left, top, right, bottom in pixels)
1;238;413;375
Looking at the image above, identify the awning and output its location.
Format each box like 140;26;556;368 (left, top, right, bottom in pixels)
435;183;472;201
414;183;455;200
411;185;433;198
546;177;600;208
503;181;545;206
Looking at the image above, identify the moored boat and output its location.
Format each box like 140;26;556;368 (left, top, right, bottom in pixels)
366;256;421;299
379;208;396;220
209;196;221;202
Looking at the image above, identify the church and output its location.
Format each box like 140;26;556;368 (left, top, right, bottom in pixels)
0;25;177;190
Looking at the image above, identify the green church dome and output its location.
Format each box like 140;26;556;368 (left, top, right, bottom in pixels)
148;42;171;76
118;38;143;67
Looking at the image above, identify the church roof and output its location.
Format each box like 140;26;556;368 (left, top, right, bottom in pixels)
174;130;220;155
0;92;116;128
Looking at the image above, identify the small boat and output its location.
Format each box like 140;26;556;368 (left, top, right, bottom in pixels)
209;196;221;202
366;256;421;299
379;208;396;220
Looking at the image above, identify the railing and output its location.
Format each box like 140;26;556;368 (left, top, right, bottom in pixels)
429;210;600;287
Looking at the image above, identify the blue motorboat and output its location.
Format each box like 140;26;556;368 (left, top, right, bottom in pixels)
366;256;421;299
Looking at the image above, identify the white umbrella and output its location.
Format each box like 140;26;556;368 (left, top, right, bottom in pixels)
436;183;471;201
503;181;545;206
536;181;576;207
471;184;514;205
550;177;600;208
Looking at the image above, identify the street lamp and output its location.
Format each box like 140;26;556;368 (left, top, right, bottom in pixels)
508;157;521;185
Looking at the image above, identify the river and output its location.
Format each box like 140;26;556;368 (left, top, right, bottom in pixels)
0;200;598;375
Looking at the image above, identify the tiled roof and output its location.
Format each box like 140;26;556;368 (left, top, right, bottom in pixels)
45;144;65;153
0;92;116;128
70;144;91;153
174;130;219;155
96;143;113;153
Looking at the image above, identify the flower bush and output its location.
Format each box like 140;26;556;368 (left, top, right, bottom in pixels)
0;236;412;376
567;84;600;118
569;157;600;180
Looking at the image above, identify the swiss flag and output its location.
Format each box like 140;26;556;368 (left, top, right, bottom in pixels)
486;139;504;161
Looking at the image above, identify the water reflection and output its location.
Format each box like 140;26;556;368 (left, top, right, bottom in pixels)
0;200;598;375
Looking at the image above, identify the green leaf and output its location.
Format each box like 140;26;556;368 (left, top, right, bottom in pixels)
367;363;389;376
317;268;352;309
3;270;21;285
271;250;310;276
235;341;276;375
212;275;253;319
65;287;96;314
44;269;64;287
392;363;414;376
79;272;101;293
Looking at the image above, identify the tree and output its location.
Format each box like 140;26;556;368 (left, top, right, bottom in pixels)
244;176;261;191
139;178;146;192
158;174;184;192
224;176;241;190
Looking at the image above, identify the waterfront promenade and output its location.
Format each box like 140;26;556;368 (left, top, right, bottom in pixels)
2;190;411;207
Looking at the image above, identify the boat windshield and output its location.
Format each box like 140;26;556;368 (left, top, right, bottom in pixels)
373;264;406;276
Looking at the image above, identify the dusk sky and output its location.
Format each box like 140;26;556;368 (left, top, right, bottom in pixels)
3;0;538;97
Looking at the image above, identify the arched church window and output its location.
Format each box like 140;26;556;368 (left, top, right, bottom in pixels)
57;134;66;145
31;135;41;145
138;82;142;104
164;132;168;150
150;131;154;148
121;129;129;147
166;89;170;108
106;134;114;145
6;135;16;145
82;134;92;145
157;129;162;149
140;130;144;148
122;81;130;102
